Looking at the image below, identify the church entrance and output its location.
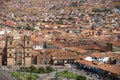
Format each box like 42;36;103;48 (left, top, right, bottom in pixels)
15;45;24;65
16;52;23;65
31;56;37;65
18;59;22;65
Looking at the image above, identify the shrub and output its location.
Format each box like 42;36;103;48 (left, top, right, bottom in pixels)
46;66;54;73
37;67;45;73
19;66;54;74
76;75;86;80
29;65;37;73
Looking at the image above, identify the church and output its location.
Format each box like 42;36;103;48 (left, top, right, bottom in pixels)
5;31;33;65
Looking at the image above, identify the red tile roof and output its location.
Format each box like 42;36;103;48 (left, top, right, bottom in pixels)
76;60;120;75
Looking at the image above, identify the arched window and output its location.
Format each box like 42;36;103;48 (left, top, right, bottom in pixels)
9;54;12;57
10;41;12;45
27;53;29;56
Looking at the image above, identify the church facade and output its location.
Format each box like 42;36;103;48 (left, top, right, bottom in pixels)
6;34;33;65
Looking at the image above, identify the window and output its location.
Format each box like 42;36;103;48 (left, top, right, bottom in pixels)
9;54;12;57
10;41;12;45
27;54;29;56
27;41;29;44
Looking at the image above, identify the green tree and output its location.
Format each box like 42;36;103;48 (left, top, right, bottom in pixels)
46;66;54;73
29;65;36;73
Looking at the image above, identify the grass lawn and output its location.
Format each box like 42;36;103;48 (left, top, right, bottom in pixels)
58;70;86;80
58;70;77;79
12;72;38;80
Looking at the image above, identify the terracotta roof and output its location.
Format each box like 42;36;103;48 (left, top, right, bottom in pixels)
67;46;87;53
90;52;106;58
76;60;120;75
48;41;65;47
111;40;120;47
31;33;48;43
5;21;14;26
98;64;120;75
90;52;120;60
76;60;99;68
79;44;110;51
50;49;79;60
79;55;87;59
